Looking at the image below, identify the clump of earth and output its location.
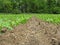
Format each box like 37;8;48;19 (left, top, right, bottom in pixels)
0;17;60;45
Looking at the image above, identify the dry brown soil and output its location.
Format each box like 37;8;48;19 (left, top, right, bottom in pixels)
0;17;60;45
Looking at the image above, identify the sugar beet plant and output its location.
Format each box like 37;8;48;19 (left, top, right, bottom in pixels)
0;14;32;31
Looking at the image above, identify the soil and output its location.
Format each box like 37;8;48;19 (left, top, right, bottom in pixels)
0;17;60;45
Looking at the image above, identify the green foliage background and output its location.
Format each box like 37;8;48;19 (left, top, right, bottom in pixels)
0;0;60;14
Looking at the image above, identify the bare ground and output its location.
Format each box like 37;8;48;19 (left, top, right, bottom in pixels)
0;17;60;45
